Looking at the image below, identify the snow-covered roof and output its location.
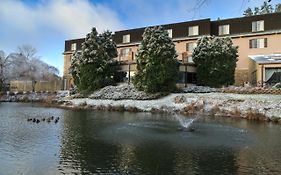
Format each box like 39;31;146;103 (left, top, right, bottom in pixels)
249;54;281;64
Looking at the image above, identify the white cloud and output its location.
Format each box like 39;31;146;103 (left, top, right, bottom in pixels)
0;0;123;38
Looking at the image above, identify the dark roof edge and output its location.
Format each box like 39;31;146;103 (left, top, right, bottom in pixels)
211;12;281;22
114;18;211;33
65;38;85;42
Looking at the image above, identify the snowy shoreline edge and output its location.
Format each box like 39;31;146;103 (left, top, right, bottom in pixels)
58;92;281;124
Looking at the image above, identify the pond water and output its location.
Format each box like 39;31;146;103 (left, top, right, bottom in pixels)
0;103;281;175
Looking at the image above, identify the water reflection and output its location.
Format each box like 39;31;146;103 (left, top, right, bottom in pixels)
1;103;281;175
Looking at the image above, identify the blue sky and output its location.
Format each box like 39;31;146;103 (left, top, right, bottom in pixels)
1;0;280;76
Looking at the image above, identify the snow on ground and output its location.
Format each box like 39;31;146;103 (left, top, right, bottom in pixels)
66;92;281;119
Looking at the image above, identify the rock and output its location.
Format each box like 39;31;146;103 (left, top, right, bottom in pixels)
174;95;186;104
182;86;217;93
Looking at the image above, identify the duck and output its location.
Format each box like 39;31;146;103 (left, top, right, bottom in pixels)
27;118;32;122
36;119;40;123
33;118;36;123
51;116;54;120
54;119;59;124
42;118;45;122
46;118;51;123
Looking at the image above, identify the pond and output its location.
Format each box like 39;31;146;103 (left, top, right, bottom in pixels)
0;103;281;175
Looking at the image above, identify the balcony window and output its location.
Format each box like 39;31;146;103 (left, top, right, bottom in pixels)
249;38;267;48
188;26;199;36
71;43;77;51
122;34;130;43
186;42;197;52
219;25;230;35
166;29;173;38
252;20;264;32
120;48;131;57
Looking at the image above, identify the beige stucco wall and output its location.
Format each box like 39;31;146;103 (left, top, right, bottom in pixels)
116;46;138;62
174;40;197;60
63;53;73;89
232;33;281;85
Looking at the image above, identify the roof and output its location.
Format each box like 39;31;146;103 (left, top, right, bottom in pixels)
249;54;281;64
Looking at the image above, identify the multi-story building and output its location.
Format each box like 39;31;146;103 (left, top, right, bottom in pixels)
63;13;281;90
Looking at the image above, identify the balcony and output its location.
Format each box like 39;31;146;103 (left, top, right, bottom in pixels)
118;51;135;63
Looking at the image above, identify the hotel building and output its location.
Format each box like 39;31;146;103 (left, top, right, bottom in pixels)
63;13;281;90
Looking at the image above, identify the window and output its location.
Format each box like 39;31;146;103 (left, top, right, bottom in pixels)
188;26;199;36
123;34;130;43
252;20;264;32
71;43;77;51
249;38;267;48
219;25;230;35
166;29;173;38
120;48;131;57
186;42;197;52
188;56;194;63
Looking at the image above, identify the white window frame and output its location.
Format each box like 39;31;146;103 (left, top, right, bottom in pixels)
122;34;130;43
71;43;77;51
219;25;230;35
188;26;199;36
252;20;264;32
250;38;267;48
186;42;197;52
166;29;173;38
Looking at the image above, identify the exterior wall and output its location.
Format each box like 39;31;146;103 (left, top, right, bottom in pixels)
174;39;197;61
232;33;281;85
63;13;281;88
116;46;138;62
63;53;74;90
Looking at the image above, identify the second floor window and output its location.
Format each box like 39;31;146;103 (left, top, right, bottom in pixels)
120;48;131;57
186;42;197;52
249;38;267;48
166;29;173;38
188;26;199;36
123;34;130;43
71;43;77;51
219;25;230;35
252;20;264;32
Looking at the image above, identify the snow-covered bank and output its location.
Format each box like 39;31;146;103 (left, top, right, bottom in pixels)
62;93;281;123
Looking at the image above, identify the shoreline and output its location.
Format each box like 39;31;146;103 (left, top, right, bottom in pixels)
1;92;281;124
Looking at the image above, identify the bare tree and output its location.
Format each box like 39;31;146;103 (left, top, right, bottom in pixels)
0;45;60;92
15;45;59;92
0;51;12;90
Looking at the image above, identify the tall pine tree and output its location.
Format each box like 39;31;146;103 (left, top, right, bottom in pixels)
69;28;118;93
192;36;238;87
133;26;179;93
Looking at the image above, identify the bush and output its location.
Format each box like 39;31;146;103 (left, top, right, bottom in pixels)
133;26;179;93
192;36;238;87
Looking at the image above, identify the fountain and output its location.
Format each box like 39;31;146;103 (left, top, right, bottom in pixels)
174;114;198;132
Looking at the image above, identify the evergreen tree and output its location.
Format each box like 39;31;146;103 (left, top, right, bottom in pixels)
275;4;281;12
260;1;273;14
69;28;118;93
243;7;253;16
192;36;238;87
254;7;260;15
133;26;179;93
69;51;82;86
